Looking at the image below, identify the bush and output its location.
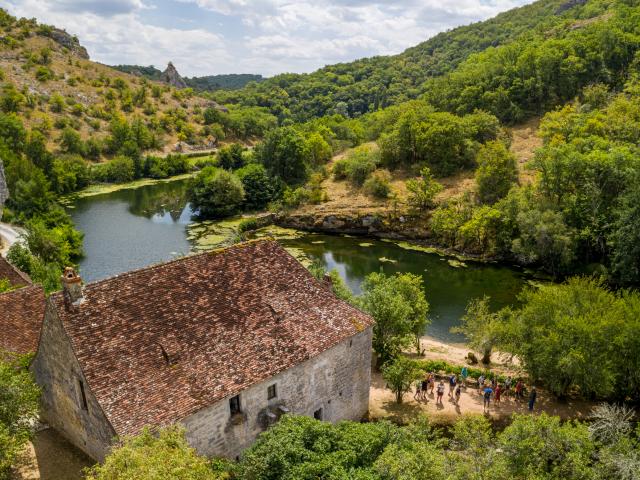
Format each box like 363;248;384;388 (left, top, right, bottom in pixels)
92;156;135;183
50;154;90;194
364;169;392;199
187;167;245;218
334;145;379;186
238;217;258;233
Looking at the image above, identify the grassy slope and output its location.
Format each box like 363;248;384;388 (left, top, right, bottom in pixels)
0;21;217;156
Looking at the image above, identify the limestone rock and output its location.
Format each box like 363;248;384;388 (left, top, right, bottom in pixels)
161;62;187;89
48;28;89;59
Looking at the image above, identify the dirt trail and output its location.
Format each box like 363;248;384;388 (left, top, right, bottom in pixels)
369;337;596;425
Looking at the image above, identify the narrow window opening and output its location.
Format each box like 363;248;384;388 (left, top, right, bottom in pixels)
267;384;277;400
349;339;353;347
78;379;88;411
313;408;323;420
229;395;241;415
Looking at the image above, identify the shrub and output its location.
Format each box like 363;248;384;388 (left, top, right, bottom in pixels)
238;217;258;233
364;169;392;199
34;66;53;82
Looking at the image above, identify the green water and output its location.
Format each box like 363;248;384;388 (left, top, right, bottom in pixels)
68;177;531;342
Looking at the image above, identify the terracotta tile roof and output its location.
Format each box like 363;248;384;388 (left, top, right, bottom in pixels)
51;240;373;436
0;256;31;288
0;285;45;355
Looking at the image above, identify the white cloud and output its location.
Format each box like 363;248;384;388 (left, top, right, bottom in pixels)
4;0;231;76
3;0;533;76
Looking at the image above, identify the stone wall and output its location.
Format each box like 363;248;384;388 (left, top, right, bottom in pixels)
182;326;373;459
32;302;116;461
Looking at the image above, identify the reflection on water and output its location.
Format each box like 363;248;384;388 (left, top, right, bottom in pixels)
69;178;530;342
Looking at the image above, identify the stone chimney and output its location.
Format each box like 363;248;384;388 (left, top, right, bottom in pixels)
62;267;84;306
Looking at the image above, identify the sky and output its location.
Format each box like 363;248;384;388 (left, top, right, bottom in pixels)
2;0;531;77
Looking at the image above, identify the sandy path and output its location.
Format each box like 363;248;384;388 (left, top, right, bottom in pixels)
369;336;596;424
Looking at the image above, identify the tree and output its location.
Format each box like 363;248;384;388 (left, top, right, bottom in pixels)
497;277;639;399
58;127;84;156
360;272;429;364
497;414;595;480
610;180;640;284
451;296;503;364
187;167;245;218
406;166;443;211
257;127;309;185
382;356;423;404
236;163;273;211
475;141;518;205
305;132;332;168
0;355;41;479
217;143;245;171
86;426;225;480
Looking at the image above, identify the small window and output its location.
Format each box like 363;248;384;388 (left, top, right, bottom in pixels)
229;395;241;415
349;339;353;347
313;408;323;420
78;379;88;411
267;384;277;400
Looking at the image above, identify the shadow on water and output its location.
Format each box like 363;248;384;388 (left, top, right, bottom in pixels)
69;177;532;343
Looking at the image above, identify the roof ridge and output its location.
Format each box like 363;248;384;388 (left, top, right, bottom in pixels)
51;238;275;297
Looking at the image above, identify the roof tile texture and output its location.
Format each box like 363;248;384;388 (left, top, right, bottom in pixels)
0;256;30;288
51;240;373;436
0;284;46;354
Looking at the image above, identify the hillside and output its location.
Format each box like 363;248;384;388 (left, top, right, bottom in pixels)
211;0;600;121
112;64;263;92
0;12;276;158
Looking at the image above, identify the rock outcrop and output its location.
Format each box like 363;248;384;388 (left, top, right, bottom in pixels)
160;62;187;89
47;28;89;59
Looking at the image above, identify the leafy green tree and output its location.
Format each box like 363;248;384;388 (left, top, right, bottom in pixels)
236;163;273;211
475;141;518;205
610;181;640;284
451;296;504;364
498;414;595;480
406;167;443;211
381;356;423;404
360;272;429;363
498;278;638;399
217;143;245;171
25;130;53;175
188;167;245;218
305;132;332;167
0;112;27;153
50;155;90;194
0;355;40;479
257;127;309;185
86;426;225;480
511;205;575;277
58;126;84;155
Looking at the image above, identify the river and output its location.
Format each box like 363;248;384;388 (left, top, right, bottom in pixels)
68;177;533;342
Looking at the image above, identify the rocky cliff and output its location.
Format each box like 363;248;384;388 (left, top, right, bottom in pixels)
161;62;187;89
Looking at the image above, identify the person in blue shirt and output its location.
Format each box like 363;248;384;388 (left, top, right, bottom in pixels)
483;386;493;412
461;367;468;387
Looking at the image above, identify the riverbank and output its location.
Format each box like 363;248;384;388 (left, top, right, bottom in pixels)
60;173;196;203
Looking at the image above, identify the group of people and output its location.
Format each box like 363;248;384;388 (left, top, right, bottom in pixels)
413;368;538;413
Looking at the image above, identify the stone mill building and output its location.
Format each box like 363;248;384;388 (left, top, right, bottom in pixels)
32;239;374;461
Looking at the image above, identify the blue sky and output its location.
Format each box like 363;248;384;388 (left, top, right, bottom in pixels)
3;0;531;77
